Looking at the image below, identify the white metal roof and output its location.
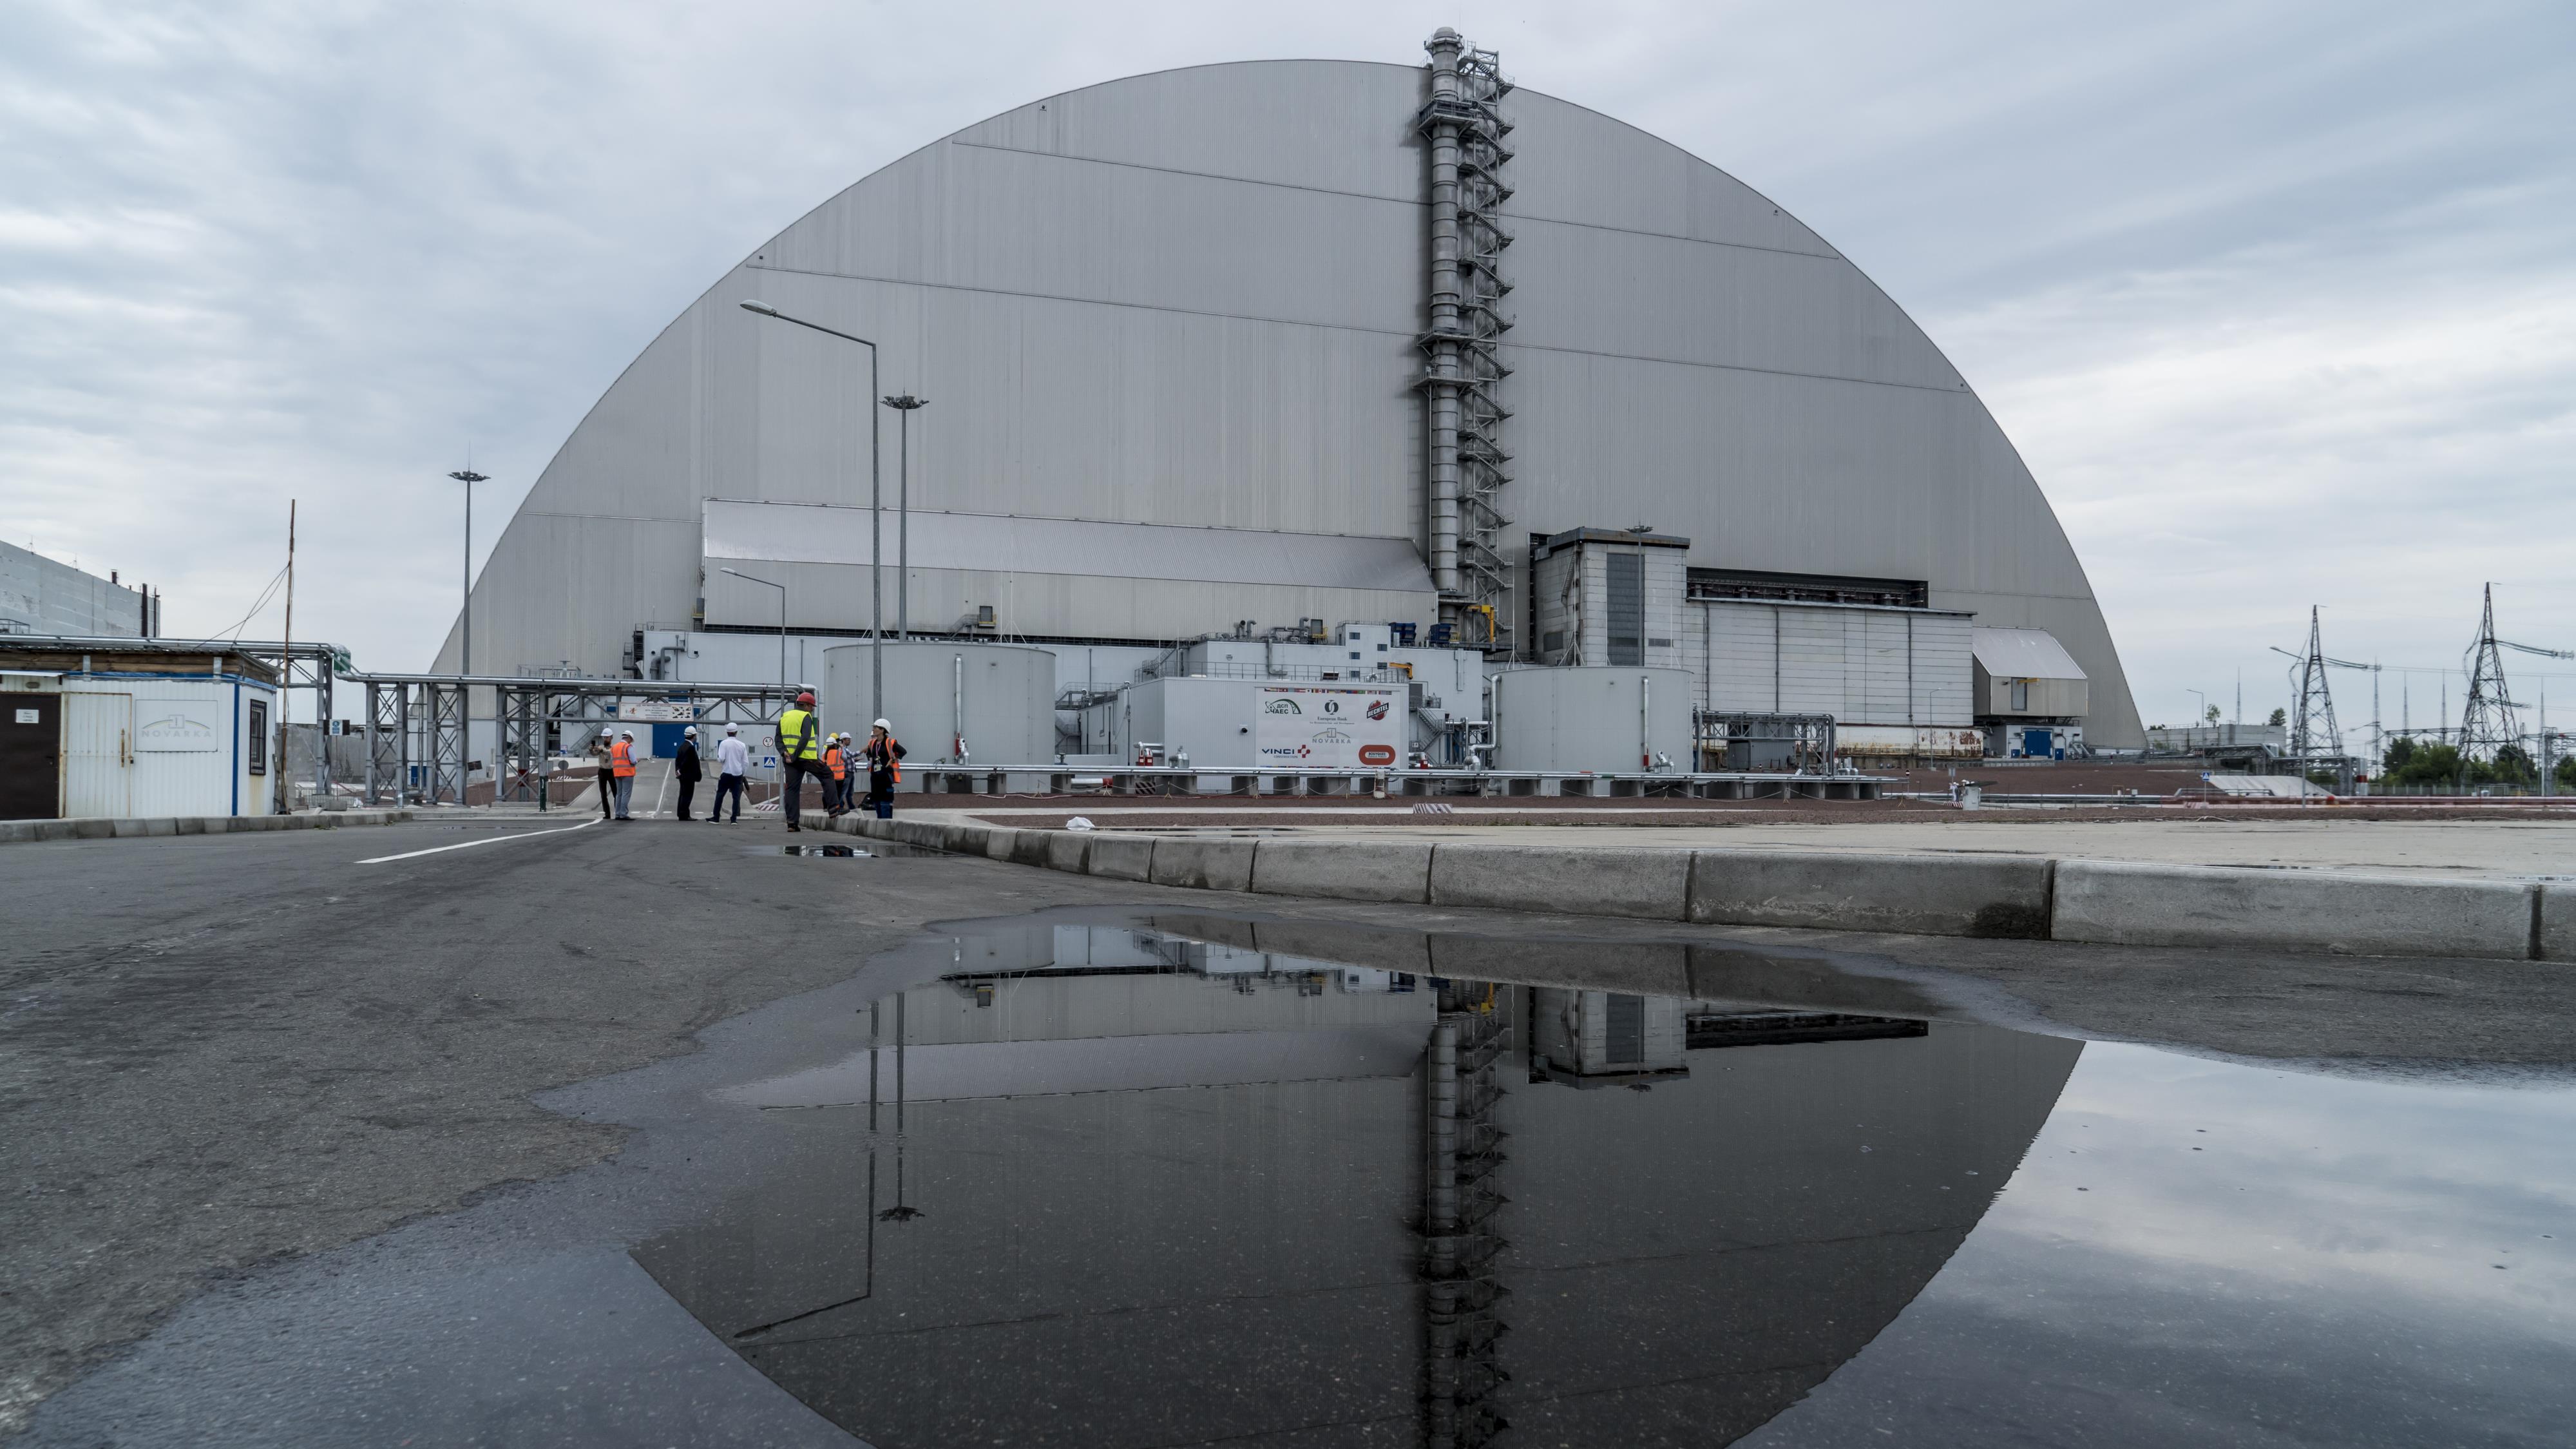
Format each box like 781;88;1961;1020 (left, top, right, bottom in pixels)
705;499;1436;595
1972;628;2086;681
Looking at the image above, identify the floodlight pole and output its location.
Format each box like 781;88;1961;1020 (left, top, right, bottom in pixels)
883;395;927;640
742;300;881;716
448;468;488;675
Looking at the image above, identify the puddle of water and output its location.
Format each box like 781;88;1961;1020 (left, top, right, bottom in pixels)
631;919;2576;1448
750;842;931;859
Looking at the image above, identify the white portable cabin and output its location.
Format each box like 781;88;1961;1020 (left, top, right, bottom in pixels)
0;646;280;820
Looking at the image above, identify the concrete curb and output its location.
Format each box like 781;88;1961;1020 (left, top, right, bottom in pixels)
2052;859;2538;960
821;812;2570;963
1689;850;2054;939
1252;839;1435;904
1430;843;1690;920
0;809;414;845
1149;838;1258;893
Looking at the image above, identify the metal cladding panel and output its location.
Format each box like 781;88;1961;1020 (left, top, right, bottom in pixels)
129;681;253;817
1492;666;1693;772
1911;614;1975;725
1505;355;2086;599
734;270;1420;533
1972;628;2087;681
1;541;146;638
703;560;1431;645
1502;91;1835;257
761;141;1420;332
706;502;1433;593
1694;601;1974;726
1509;218;1958;390
59;689;131;818
1855;612;1912;722
951;61;1427;202
820;642;1054;765
1706;603;1780;712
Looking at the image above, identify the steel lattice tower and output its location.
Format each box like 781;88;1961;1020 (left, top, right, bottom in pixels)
2288;606;2343;761
1420;28;1516;651
2459;582;2520;761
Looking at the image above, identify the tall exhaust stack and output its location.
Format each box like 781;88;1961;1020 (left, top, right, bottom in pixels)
1416;28;1515;651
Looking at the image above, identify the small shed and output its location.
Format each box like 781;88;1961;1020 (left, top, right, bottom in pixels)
0;643;281;820
1972;629;2088;720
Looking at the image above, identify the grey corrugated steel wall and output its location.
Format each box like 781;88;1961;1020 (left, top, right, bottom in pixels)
440;58;2142;745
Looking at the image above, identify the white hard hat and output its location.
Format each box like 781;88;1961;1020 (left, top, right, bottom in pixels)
619;729;633;739
725;724;739;734
873;718;892;731
683;724;699;735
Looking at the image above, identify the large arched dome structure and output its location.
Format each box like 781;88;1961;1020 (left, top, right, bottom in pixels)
443;42;2141;748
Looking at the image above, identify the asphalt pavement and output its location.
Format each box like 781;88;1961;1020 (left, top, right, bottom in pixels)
5;812;2571;1443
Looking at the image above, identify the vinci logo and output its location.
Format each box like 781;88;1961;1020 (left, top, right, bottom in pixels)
1364;699;1390;721
1357;744;1397;766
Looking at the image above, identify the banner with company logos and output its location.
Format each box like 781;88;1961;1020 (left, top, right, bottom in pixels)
1255;685;1404;769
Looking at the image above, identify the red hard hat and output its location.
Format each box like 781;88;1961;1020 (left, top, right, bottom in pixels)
796;691;815;705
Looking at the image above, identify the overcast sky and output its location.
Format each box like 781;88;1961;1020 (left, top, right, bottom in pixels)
5;0;2569;732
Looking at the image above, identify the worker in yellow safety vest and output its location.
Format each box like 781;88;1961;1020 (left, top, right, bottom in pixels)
609;730;638;821
774;691;834;832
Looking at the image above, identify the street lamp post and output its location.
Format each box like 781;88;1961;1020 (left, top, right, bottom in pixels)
882;395;927;640
719;568;788;687
448;468;488;675
741;300;881;717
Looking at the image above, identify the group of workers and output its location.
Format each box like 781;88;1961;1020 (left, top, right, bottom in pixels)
587;689;905;832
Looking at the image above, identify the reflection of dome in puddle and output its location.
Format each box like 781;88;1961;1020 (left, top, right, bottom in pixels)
634;923;2081;1448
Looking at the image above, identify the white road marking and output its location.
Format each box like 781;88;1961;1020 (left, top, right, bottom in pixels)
356;818;600;864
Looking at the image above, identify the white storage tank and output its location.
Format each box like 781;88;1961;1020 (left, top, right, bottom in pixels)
821;642;1056;766
1491;667;1693;773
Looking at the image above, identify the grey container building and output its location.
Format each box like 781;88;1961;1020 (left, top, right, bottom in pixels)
443;37;2143;747
1491;667;1695;774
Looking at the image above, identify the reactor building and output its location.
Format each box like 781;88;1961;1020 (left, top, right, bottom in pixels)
443;32;2141;765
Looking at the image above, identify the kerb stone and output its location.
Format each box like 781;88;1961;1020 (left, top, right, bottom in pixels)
1044;831;1092;874
1085;835;1156;882
1690;850;2053;938
1149;838;1257;892
2053;860;2535;959
1428;843;1690;920
1250;840;1431;904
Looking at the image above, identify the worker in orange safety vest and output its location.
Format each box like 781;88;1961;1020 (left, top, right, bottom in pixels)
823;733;850;814
609;730;638;821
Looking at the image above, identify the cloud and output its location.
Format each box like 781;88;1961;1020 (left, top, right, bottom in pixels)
0;0;2568;728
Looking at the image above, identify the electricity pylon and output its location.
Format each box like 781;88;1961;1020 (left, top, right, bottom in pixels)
2283;606;2343;762
2459;584;2519;762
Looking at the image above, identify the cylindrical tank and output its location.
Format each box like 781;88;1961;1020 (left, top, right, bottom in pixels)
1491;667;1694;772
821;642;1057;766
